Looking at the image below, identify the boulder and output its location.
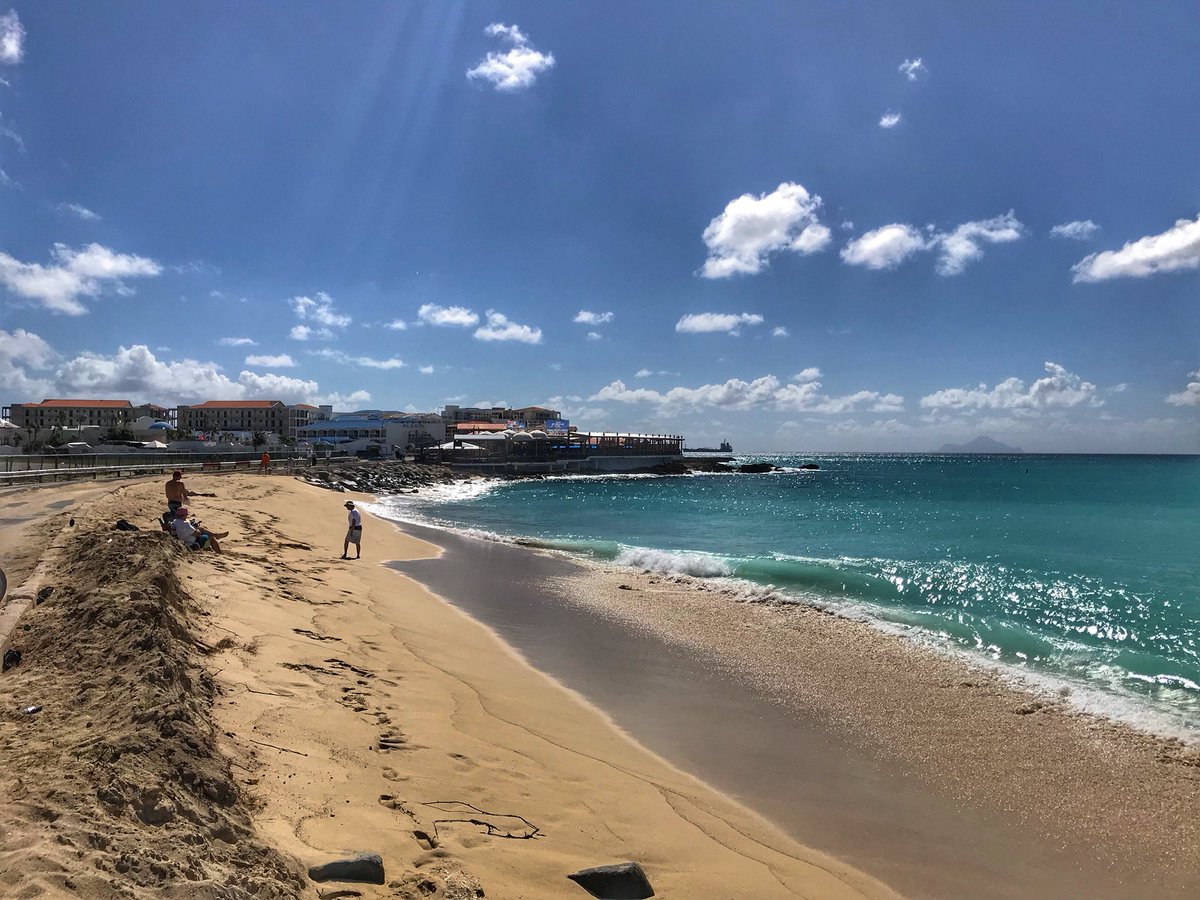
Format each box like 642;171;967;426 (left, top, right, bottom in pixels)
799;463;820;470
307;853;385;885
737;463;776;474
567;861;654;898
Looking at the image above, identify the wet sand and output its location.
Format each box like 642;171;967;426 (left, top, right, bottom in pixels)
391;520;1200;900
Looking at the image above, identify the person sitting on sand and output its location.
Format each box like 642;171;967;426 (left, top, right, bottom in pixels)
170;507;227;553
342;500;362;559
165;470;191;514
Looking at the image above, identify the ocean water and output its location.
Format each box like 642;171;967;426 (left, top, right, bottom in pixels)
374;453;1200;738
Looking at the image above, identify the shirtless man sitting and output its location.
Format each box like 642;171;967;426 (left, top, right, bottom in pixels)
165;470;191;514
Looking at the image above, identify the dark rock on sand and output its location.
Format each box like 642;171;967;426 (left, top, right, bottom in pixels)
308;853;386;885
567;861;654;898
302;461;473;496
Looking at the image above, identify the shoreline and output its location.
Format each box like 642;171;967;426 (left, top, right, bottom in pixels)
1;475;896;898
389;516;1200;898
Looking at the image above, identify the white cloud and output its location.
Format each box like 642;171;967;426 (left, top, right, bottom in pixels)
474;309;543;344
920;362;1100;412
935;211;1024;275
700;182;831;278
840;220;854;231
1165;369;1200;407
795;367;821;381
635;368;653;378
419;365;434;375
245;354;296;368
312;348;405;369
841;224;927;269
0;327;54;368
467;22;555;92
417;303;479;327
898;58;927;81
218;336;257;347
385;319;407;330
1071;215;1200;283
289;291;351;329
0;242;161;315
54;202;101;222
574;310;614;325
879;110;902;129
675;312;764;335
841;212;1024;275
1050;220;1100;241
771;326;790;337
0;10;24;65
315;390;372;407
591;373;903;415
586;331;602;341
289;324;333;342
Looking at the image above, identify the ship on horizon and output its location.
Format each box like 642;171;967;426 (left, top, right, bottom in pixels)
684;439;732;453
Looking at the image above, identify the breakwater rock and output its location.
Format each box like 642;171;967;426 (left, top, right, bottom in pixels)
300;461;473;495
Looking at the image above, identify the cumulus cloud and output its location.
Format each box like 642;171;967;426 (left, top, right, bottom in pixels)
795;367;821;381
898;57;927;81
934;211;1024;275
0;242;161;314
245;354;296;368
574;310;614;325
1071;215;1200;283
384;319;407;330
312;348;405;369
474;309;543;344
771;326;790;337
920;362;1100;412
417;303;478;327
54;202;101;222
879;110;902;128
591;373;903;415
418;365;434;375
0;10;24;65
841;224;927;269
1050;220;1100;241
289;325;333;342
467;22;555;92
700;182;831;278
289;291;351;329
675;312;764;335
841;212;1024;274
1165;369;1200;407
217;337;257;347
586;331;602;341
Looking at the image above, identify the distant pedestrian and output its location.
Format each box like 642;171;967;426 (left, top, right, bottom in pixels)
260;450;270;473
341;500;362;559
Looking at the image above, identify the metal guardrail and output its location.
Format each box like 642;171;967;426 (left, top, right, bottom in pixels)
0;453;358;487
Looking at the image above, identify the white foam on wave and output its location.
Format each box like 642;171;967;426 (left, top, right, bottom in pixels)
614;546;734;578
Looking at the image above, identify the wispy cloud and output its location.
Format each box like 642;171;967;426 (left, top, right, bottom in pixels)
772;326;790;337
467;22;555;92
54;202;101;221
879;110;902;129
592;373;903;415
841;224;928;269
898;57;927;81
1050;220;1100;241
218;337;257;347
312;348;405;369
1071;215;1200;282
841;212;1024;275
700;182;831;278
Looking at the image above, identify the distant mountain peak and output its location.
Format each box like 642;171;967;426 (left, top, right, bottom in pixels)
938;435;1024;454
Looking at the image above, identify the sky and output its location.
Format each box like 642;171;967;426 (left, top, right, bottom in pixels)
0;1;1197;452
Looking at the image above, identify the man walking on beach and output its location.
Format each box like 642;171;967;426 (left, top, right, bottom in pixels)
342;500;362;559
260;450;270;474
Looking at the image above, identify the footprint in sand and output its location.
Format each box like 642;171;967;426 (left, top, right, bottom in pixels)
376;730;406;752
292;628;341;642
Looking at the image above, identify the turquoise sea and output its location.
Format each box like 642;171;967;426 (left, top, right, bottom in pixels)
376;454;1200;738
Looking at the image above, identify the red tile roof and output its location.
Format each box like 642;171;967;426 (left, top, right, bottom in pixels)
291;404;319;410
25;399;133;408
454;422;508;432
187;400;283;409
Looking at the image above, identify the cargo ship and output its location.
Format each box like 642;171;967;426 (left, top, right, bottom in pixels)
684;440;732;453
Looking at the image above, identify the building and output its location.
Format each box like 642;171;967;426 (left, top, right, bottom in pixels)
293;412;446;454
440;404;562;429
4;399;170;431
289;404;321;434
177;400;291;437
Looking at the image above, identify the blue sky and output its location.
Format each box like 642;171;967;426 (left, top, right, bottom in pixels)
0;2;1197;452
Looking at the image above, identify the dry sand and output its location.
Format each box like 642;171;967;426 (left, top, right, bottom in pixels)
0;474;894;899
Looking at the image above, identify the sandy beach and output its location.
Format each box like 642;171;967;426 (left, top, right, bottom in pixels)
0;474;894;899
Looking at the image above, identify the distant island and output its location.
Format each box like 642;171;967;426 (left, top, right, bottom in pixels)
938;436;1024;454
